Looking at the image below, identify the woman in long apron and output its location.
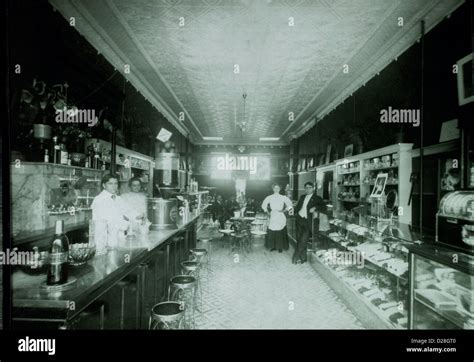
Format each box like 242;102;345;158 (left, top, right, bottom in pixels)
261;184;294;252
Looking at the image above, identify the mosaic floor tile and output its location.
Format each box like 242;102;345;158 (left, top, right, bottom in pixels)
194;227;364;329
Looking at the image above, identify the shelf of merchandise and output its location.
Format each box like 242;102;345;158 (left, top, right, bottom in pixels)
85;138;155;196
335;143;413;224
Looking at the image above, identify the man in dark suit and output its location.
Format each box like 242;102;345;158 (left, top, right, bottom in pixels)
211;194;226;228
293;182;326;264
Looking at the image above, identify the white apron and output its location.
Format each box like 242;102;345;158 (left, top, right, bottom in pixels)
261;194;293;231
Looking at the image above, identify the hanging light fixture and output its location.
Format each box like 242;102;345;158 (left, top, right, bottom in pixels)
240;92;247;133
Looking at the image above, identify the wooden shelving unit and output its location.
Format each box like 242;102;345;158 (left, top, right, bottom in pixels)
85;138;155;196
335;144;413;224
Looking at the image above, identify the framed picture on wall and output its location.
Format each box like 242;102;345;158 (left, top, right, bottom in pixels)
370;173;388;198
344;144;354;158
456;53;473;106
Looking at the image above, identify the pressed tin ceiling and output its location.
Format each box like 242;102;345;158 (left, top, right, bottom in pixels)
49;0;463;145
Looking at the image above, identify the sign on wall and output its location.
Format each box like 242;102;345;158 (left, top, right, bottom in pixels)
209;153;271;180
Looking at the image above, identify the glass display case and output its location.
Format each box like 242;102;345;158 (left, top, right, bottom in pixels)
312;214;419;329
436;190;474;254
407;243;474;329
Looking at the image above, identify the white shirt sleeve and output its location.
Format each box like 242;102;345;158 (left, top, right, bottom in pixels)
261;196;270;212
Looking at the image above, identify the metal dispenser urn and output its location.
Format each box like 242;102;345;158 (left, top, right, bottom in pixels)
153;142;179;199
148;198;178;230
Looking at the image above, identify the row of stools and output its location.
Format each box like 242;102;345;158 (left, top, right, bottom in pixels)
149;243;211;330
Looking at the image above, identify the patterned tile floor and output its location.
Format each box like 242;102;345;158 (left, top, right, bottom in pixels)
193;226;364;329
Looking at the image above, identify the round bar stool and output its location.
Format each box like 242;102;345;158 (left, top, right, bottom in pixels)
190;248;210;276
168;275;197;329
181;260;202;312
149;301;185;329
197;238;213;258
190;248;211;297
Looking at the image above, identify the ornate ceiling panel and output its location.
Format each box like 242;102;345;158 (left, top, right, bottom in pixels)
50;0;464;144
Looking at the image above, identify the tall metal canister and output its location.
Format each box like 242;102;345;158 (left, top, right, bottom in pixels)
153;152;179;199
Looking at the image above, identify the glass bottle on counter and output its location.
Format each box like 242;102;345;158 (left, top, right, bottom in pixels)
60;143;69;165
44;149;49;163
46;220;70;285
93;150;100;169
52;136;60;164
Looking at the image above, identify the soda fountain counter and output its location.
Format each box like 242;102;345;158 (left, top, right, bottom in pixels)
11;210;204;329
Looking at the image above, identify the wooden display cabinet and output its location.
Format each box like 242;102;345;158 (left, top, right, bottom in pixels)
85;138;155;196
335;143;413;225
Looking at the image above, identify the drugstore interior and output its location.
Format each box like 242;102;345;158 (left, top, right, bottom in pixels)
6;0;474;330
